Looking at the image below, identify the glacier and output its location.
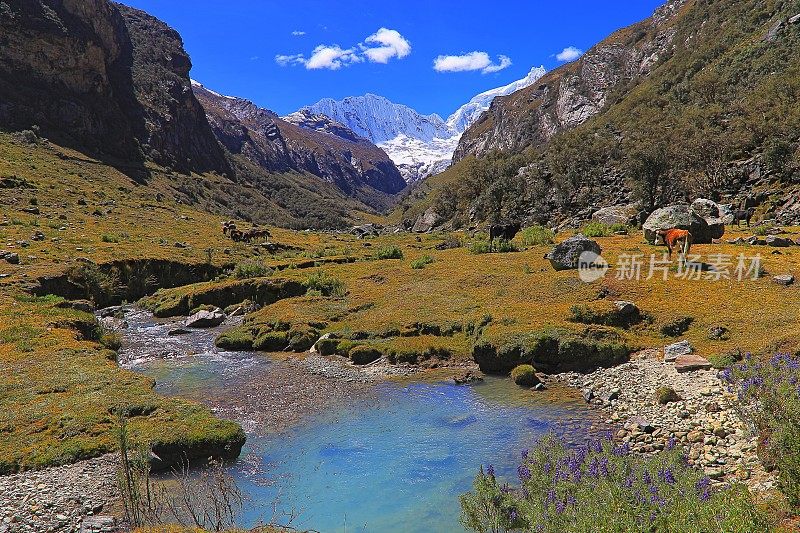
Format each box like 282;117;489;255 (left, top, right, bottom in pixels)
292;66;547;183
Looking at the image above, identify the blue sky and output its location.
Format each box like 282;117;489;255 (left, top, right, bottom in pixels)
119;1;664;117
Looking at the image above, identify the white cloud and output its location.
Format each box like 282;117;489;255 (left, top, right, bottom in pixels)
556;46;583;62
363;27;411;63
275;53;305;67
291;30;306;36
433;51;512;74
305;45;362;70
276;28;411;70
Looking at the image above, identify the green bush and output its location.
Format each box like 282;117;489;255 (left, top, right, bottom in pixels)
655;386;681;404
582;221;614;237
101;233;119;243
569;302;640;328
411;255;435;269
374;245;404;260
510;364;539;387
349;345;382;365
519;225;555;247
753;224;773;236
609;223;630;234
304;271;347;298
468;239;492;254
233;260;272;280
708;349;743;369
460;434;768;533
659;315;694;337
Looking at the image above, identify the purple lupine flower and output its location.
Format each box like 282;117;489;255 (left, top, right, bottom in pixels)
624;474;635;488
555;499;566;515
642;470;652;486
543;462;551;474
518;464;531;481
659;467;676;485
546;489;557;503
521;449;529;460
599;457;610;477
567;494;576;506
588;458;600;478
509;509;518;521
666;437;677;451
486;464;495;478
696;476;711;501
591;439;603;453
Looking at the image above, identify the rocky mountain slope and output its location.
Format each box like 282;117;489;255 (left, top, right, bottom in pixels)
454;1;688;160
401;0;800;231
299;67;547;182
0;0;229;175
193;84;406;209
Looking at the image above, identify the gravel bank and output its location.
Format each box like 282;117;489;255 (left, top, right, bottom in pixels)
554;353;774;491
0;455;119;533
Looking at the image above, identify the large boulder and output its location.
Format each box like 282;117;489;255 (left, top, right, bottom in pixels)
691;198;720;219
186;308;226;328
592;205;637;226
412;207;442;233
718;204;735;225
545;234;602;271
642;203;725;245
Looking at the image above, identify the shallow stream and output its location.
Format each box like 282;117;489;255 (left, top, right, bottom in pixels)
117;307;600;532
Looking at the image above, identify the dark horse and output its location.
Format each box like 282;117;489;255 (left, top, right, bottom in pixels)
489;222;521;247
731;207;755;227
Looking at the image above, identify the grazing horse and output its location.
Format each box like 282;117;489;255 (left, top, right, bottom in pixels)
489;223;521;242
731;207;755;227
656;228;693;259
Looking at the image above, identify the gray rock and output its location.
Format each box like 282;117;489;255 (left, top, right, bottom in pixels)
675;354;713;373
773;274;795;286
643;203;724;244
718;204;735;225
2;252;20;264
351;224;380;239
592;205;637;226
168;327;192;336
664;340;693;362
581;388;594;402
545;233;602;271
691;198;720;219
412;206;442;233
707;325;729;341
765;235;794;247
613;301;639;316
185;308;225;328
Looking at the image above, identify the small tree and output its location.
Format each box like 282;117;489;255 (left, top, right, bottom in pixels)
626;145;675;212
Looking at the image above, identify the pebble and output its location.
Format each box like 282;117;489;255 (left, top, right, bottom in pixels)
0;455;118;533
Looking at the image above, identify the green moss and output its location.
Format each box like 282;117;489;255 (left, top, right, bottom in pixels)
316;337;340;356
252;331;288;352
656;386;682;404
349;345;382;365
215;328;255;350
510;364;539;387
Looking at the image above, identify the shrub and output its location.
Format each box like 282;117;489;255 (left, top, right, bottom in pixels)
411;255;435;269
101;233;120;243
232;260;272;280
519;225;555;247
460;434;767;533
469;239;492;254
510;365;539;387
659;315;693;337
66;264;122;307
723;353;800;508
708;349;742;369
349;345;382;365
753;224;773;236
609;223;630;234
655;386;681;404
493;239;518;253
568;301;640;328
582;221;613;237
374;245;404;260
304;271;347;298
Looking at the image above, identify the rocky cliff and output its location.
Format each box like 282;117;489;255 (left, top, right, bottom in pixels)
194;84;406;207
454;0;688;160
0;0;228;175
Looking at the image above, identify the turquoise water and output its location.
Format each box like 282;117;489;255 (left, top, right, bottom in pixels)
119;308;598;533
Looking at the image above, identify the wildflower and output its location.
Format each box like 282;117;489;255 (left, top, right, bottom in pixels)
588;458;600;478
555;499;566;515
642;470;652;486
624;474;635;488
518;464;531;481
599;457;610;477
486;464;495;478
695;476;711;501
659;467;676;485
509;509;518;521
666;437;677;451
521;449;529;460
546;489;556;503
566;494;576;506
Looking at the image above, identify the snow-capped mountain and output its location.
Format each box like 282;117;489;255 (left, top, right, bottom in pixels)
446;66;548;133
292;66;547;182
